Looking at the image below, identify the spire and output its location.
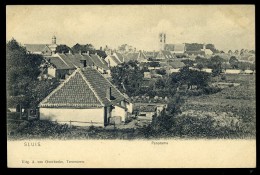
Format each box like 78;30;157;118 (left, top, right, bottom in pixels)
52;35;56;44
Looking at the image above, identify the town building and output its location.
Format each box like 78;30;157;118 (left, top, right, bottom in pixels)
43;51;111;79
24;36;58;55
38;67;133;127
105;55;122;67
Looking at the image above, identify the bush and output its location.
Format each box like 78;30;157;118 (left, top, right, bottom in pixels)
221;75;226;81
203;86;221;95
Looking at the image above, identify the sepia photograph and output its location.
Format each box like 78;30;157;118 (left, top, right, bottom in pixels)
6;5;256;168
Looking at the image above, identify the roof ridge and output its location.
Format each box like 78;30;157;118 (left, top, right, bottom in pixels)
93;68;129;102
38;69;78;107
113;53;123;63
78;68;105;106
66;54;79;68
57;53;71;67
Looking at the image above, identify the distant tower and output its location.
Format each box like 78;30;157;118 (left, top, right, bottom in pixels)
52;36;56;44
159;32;166;51
203;43;206;52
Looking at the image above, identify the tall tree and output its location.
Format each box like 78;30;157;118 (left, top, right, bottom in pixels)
207;55;224;77
229;56;239;69
110;60;143;96
228;50;233;55
6;39;42;96
56;45;71;53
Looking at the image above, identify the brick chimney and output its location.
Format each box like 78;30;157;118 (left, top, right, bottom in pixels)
79;50;82;55
80;60;87;67
106;87;112;100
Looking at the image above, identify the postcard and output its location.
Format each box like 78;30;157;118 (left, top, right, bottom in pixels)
6;5;256;168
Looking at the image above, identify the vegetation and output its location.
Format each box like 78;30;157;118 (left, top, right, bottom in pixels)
185;43;219;53
56;44;72;53
6;39;43;96
181;59;194;67
71;43;107;58
6;39;60;109
229;56;239;69
171;66;210;90
111;60;144;96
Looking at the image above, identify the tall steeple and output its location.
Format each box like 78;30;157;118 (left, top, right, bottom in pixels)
159;32;166;51
52;35;56;44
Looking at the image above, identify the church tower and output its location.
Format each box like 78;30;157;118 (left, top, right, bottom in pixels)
49;35;58;55
52;35;56;44
159;32;166;51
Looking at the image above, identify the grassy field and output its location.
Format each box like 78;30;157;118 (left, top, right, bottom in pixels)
180;74;255;138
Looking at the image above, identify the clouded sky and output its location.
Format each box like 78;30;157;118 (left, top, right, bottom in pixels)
6;5;255;52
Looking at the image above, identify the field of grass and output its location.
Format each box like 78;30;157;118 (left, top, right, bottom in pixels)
180;74;255;138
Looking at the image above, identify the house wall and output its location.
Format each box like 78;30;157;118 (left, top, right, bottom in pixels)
138;112;155;120
225;69;241;74
105;56;118;67
111;106;126;122
39;107;105;127
126;102;133;114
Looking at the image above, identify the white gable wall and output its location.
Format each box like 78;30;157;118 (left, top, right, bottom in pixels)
40;107;105;127
105;56;118;67
111;106;126;122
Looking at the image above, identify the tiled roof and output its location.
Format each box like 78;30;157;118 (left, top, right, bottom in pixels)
81;54;95;66
161;50;174;59
145;51;159;59
114;52;124;62
47;57;73;70
173;44;185;52
65;53;83;67
164;44;175;51
39;67;126;108
80;67;125;105
90;54;109;70
134;105;157;112
110;55;121;64
124;53;139;62
185;50;205;55
138;51;147;62
57;53;77;69
25;44;49;53
168;60;185;68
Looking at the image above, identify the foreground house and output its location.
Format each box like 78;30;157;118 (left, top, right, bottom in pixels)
38;67;132;127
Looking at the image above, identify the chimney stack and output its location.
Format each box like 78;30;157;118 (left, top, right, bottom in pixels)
106;87;112;100
87;51;90;55
69;50;72;54
100;46;102;51
80;60;87;67
79;50;82;55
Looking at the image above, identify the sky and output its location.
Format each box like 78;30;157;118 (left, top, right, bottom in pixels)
6;5;255;52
